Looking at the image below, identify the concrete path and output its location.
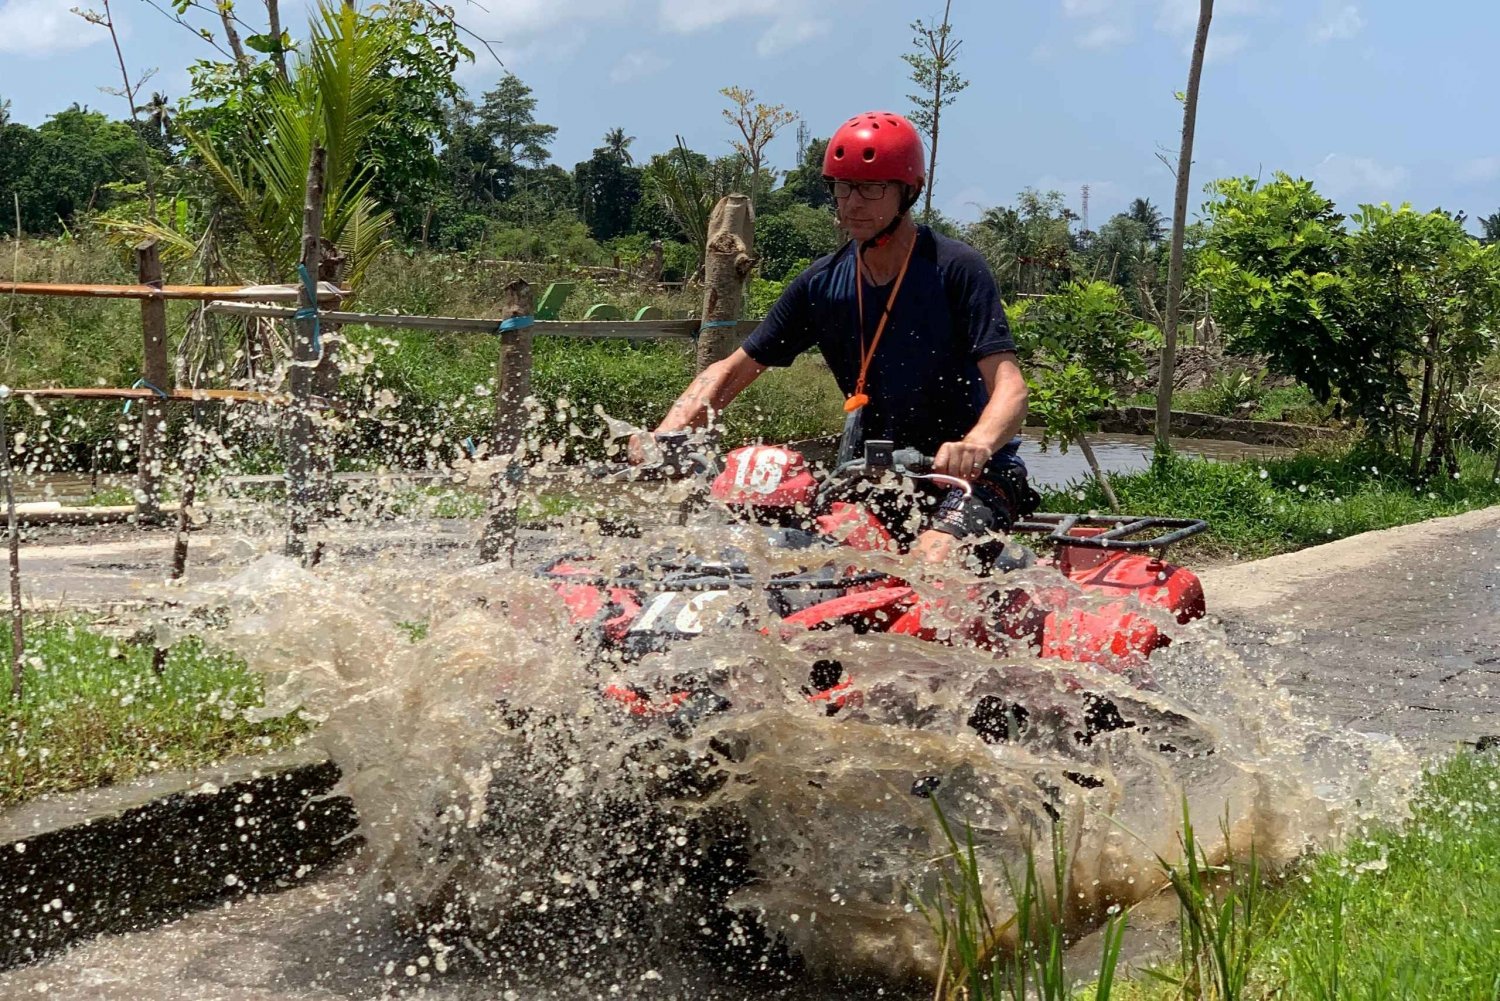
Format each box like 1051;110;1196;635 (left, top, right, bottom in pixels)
1201;504;1500;753
3;507;1498;999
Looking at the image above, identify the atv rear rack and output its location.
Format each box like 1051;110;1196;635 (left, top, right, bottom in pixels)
1011;513;1208;553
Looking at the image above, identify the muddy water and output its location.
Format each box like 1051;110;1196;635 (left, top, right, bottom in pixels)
0;411;1407;1000
11;431;1287;505
1;505;1415;999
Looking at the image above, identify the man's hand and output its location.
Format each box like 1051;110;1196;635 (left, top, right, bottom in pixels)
627;432;651;465
933;439;994;481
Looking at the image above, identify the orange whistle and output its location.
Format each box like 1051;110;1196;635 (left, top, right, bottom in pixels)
843;393;869;413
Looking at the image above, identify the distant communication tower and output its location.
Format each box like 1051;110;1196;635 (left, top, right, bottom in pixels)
1080;184;1091;234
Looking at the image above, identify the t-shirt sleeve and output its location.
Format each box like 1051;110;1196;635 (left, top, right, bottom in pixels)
740;269;818;368
945;243;1016;359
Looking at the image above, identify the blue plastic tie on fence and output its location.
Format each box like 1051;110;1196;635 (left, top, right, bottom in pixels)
293;262;322;355
695;318;740;340
497;315;535;334
122;377;169;415
462;437;477;458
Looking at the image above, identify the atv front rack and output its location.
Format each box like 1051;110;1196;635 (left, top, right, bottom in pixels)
1011;513;1208;553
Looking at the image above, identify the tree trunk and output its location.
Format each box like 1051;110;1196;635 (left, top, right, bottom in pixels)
1;393;22;700
283;145;325;562
264;0;288;81
478;280;537;565
1155;0;1214;450
219;4;250;77
695;194;756;374
1075;433;1121;512
1410;328;1437;480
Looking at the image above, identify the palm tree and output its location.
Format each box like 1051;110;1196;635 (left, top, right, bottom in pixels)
142;92;171;140
601;126;635;165
177;2;394;290
1127;197;1166;243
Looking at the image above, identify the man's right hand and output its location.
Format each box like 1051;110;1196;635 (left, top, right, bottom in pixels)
626;431;653;465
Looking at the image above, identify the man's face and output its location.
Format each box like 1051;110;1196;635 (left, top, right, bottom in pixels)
832;181;903;242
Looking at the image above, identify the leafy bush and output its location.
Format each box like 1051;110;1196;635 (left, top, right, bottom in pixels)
755;204;841;281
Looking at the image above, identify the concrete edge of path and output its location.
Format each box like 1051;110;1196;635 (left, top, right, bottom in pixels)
1199;503;1500;614
0;747;358;970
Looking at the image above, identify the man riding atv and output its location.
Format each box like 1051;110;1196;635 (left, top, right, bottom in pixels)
635;110;1036;562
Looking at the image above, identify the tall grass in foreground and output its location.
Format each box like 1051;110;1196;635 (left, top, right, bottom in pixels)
920;752;1500;1001
917;801;1127;1001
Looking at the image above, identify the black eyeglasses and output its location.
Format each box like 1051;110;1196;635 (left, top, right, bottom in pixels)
827;180;895;201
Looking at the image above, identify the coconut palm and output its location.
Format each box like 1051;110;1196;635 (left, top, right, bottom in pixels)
142;92;172;140
1127;197;1166;243
176;2;395;291
601;127;635;165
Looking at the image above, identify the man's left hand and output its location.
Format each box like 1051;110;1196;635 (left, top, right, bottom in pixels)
933;440;993;480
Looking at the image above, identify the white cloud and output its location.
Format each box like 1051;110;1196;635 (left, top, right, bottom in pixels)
1312;153;1408;200
1079;22;1132;49
0;0;105;55
657;0;781;34
756;15;829;56
1204;31;1250;60
1313;3;1364;42
1456;157;1500;184
609;49;668;83
1058;0;1132;50
1156;0;1268;36
1060;0;1113;15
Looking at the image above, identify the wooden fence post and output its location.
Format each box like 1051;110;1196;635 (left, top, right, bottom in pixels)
134;239;172;522
478;279;535;565
284;144;325;562
695;194;756;374
309;240;347;520
1;387;23;700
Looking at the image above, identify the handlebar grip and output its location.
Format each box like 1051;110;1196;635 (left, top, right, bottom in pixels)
892;449;933;473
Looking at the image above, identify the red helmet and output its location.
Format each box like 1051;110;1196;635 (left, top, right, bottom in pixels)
823;111;926;186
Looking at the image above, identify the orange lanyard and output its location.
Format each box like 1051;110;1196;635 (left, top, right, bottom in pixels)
844;237;917;413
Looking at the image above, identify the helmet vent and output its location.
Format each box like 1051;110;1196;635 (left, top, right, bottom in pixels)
833;145;845;159
870;121;880;129
862;146;876;162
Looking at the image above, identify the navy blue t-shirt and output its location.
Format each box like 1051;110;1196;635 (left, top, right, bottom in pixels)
742;226;1024;477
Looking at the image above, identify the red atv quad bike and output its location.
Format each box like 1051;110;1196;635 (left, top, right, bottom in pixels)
542;434;1208;748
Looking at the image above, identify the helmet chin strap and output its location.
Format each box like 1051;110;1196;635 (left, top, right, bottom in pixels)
859;184;922;252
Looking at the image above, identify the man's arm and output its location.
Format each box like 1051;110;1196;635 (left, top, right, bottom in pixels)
655;348;768;434
932;352;1028;477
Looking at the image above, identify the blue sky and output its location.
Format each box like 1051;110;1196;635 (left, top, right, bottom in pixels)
1;0;1496;231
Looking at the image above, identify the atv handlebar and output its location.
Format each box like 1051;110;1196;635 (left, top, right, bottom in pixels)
825;441;972;496
1010;513;1208;552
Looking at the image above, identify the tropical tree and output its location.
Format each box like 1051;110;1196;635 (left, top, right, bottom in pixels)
1126;197;1166;243
1479;210;1500;246
602;127;635;164
770;136;833;212
1157;0;1214;449
1012;281;1159;510
574;128;642;241
720;87;797;204
640;139;750;269
903;0;968;220
755;203;841;280
476;73;557;168
0;105;150;236
176;2;401;289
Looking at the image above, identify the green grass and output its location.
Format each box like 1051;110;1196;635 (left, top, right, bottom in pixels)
0;620;308;807
1094;751;1500;1000
1043;440;1500;561
1127;384;1332;425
